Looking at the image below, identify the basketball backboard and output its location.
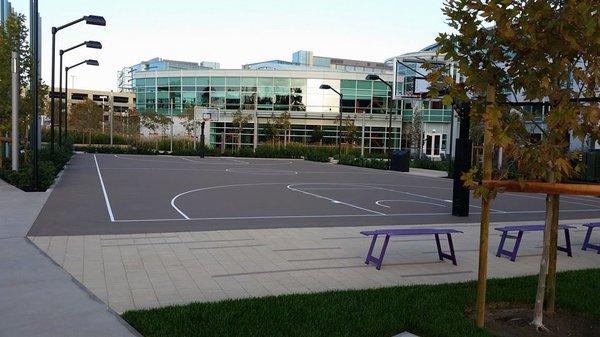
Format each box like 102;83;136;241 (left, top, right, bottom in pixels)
194;106;220;122
393;58;431;100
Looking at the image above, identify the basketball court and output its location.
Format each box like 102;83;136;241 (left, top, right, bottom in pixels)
29;152;600;236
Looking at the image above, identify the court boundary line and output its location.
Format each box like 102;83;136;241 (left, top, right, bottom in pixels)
93;154;115;222
109;208;600;223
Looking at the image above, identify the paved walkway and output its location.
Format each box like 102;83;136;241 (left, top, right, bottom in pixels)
0;180;138;337
30;218;599;314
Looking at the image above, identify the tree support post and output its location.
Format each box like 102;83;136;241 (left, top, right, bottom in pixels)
11;51;19;171
475;86;495;327
545;193;560;312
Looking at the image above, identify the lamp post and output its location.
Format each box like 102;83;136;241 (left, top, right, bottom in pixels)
366;74;394;167
30;0;40;190
59;41;102;145
319;84;343;159
65;60;99;140
51;15;105;154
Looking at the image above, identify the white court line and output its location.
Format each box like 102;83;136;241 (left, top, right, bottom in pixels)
225;168;298;175
375;199;449;208
110;208;600;223
368;185;508;213
286;184;386;215
93;155;115;222
505;192;600;209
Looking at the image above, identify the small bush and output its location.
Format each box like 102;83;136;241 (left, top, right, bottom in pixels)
339;155;388;170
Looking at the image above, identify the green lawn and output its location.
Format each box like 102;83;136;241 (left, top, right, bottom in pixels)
122;269;600;337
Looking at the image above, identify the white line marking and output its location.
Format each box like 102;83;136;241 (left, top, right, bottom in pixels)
110;207;600;223
93;154;115;222
287;184;386;215
375;199;449;208
225;168;298;175
505;192;600;209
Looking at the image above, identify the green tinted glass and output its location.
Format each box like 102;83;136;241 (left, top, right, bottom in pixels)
211;77;226;86
196;77;209;85
226;77;240;86
182;77;195;85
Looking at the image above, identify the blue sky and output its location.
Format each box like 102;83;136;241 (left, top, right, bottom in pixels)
13;0;451;90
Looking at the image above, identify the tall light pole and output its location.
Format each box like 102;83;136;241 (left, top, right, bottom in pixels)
319;84;343;159
51;15;105;154
65;60;100;141
59;40;102;145
366;74;394;167
11;51;19;171
30;0;40;190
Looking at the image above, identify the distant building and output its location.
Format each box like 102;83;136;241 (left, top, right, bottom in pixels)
118;57;220;92
61;88;135;115
244;50;391;74
0;0;12;23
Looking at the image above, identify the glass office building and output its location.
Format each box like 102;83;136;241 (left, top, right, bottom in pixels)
134;69;453;155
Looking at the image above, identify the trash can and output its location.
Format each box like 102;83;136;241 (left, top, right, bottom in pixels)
390;149;410;172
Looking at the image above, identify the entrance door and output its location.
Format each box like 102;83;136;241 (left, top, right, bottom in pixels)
424;134;442;157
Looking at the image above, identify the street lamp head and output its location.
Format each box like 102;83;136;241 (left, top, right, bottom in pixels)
319;84;332;90
85;41;102;49
365;74;381;81
84;15;106;26
86;59;99;66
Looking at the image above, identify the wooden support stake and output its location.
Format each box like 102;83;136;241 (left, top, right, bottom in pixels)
476;86;495;327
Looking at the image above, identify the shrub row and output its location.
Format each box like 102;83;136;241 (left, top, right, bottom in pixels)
338;155;389;170
0;143;74;191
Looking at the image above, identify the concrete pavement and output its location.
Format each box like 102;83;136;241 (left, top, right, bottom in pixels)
0;179;139;337
30;218;600;314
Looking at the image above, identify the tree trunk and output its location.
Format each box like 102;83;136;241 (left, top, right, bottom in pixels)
475;85;495;328
532;187;555;329
545;194;560;312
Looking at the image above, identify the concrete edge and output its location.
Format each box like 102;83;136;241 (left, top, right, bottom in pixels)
25;237;143;337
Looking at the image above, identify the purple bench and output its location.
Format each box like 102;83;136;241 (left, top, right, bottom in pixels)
495;224;575;262
360;228;463;270
582;223;600;253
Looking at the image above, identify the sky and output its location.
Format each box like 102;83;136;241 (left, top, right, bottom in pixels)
12;0;452;91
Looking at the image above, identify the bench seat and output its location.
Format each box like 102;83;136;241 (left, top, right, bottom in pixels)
494;224;575;262
360;228;463;270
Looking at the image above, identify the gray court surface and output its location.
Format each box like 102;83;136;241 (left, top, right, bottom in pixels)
29;153;600;236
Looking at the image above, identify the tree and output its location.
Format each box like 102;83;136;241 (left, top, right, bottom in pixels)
231;109;252;150
409;103;423;158
140;111;171;149
310;125;324;145
262;120;278;145
179;106;202;142
274;111;291;147
431;0;600;330
68;99;103;143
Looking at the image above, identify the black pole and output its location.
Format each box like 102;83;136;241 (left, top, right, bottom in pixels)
58;50;63;146
30;0;39;190
65;68;69;141
338;94;342;159
200;121;206;158
387;90;393;169
50;28;56;154
451;102;471;217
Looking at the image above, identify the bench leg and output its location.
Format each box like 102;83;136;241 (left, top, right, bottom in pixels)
580;227;600;253
556;228;572;257
510;231;524;261
434;234;443;261
433;233;458;266
364;234;391;270
376;235;391;270
365;234;378;265
582;227;593;251
447;233;457;265
496;231;508;257
496;231;523;262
